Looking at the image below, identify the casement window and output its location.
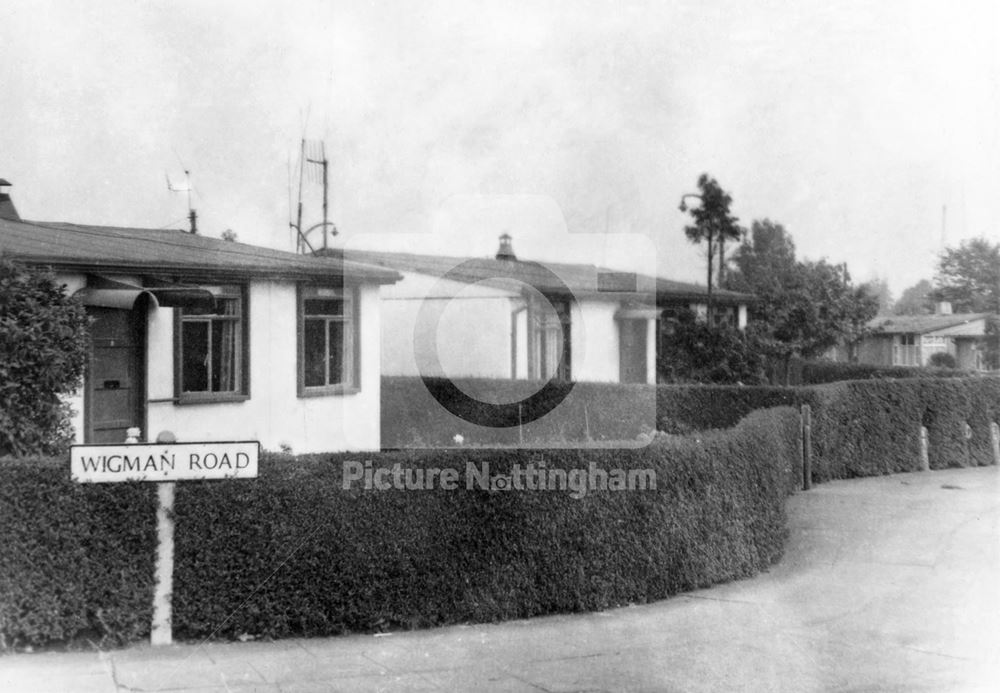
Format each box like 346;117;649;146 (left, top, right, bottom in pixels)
298;285;359;395
528;296;571;381
175;285;248;402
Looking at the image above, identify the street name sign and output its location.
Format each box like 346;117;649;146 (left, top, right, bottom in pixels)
71;441;260;483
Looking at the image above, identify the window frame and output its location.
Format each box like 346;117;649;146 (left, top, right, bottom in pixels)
527;294;571;382
173;284;250;404
297;283;361;397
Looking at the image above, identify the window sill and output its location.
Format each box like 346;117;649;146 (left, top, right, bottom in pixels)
175;393;250;406
298;385;361;398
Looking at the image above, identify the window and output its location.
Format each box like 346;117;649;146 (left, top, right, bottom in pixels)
175;285;247;401
528;296;570;381
893;333;919;366
299;285;358;395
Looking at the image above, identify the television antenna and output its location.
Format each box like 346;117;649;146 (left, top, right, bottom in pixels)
166;169;197;234
289;139;337;253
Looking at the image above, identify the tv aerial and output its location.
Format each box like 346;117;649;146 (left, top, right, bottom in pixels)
290;139;337;254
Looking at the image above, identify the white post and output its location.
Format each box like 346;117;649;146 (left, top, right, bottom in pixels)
151;482;175;646
919;426;930;471
991;422;1000;466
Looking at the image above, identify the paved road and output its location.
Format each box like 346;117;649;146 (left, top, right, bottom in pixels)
3;466;998;692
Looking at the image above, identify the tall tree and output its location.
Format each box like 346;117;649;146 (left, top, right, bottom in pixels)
728;220;878;360
893;279;934;315
680;174;742;321
930;237;1000;313
860;277;893;315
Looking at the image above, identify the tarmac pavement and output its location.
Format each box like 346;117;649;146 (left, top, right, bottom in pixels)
2;466;998;692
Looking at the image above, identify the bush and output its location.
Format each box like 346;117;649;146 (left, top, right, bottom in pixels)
0;407;801;648
656;312;766;384
801;360;975;384
0;457;156;650
0;259;90;456
382;376;657;448
928;352;957;369
656;384;820;432
807;378;1000;480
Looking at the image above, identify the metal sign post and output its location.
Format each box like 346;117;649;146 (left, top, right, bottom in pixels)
71;439;259;646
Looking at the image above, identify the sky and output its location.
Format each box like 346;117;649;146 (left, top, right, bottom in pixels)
2;0;998;297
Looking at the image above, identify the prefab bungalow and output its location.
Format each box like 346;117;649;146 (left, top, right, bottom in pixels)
859;306;993;370
0;184;399;452
346;234;753;385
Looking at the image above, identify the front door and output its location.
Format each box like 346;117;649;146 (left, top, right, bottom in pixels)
619;318;647;384
86;308;144;443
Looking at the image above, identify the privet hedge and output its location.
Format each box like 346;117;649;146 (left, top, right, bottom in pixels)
385;376;1000;480
808;377;1000;480
0;459;156;649
801;360;977;385
382;376;658;447
0;406;800;649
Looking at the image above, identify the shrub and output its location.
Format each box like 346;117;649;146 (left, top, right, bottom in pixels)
0;457;156;650
656;311;767;384
801;360;975;384
928;352;957;368
0;407;800;648
0;259;90;456
382;376;657;448
807;378;1000;480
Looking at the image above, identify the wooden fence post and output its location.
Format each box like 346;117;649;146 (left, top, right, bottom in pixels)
919;426;930;471
991;422;1000;466
150;482;175;646
801;404;812;490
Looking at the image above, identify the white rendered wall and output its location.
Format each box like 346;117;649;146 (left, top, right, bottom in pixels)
380;271;519;379
571;300;619;383
145;281;383;453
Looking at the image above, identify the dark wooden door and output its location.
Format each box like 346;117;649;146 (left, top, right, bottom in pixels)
619;319;647;384
86;308;143;443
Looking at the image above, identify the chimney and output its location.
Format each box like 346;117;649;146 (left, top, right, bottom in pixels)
496;232;516;261
0;179;20;221
936;301;953;315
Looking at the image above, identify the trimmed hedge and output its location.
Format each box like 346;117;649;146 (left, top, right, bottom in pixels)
652;377;1000;481
0;407;800;649
801;360;977;385
382;376;657;447
0;459;156;649
383;377;1000;481
808;377;1000;480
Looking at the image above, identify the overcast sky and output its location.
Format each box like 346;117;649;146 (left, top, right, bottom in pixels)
3;0;998;296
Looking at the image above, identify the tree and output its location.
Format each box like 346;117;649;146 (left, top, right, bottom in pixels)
894;279;934;315
221;228;238;242
728;220;878;361
680;174;742;321
860;277;893;315
930;237;1000;313
0;259;90;456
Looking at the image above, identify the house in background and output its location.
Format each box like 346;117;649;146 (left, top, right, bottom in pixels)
858;303;993;370
347;234;754;385
0;180;399;452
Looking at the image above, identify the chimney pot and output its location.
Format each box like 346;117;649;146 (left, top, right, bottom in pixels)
0;178;20;221
496;233;516;261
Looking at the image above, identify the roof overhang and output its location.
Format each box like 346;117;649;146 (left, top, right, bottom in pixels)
615;304;660;320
